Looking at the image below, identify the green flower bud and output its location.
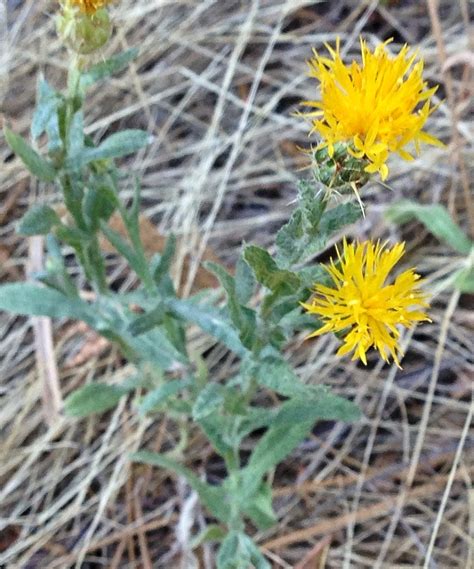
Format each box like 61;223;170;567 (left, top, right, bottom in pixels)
311;143;370;196
56;6;111;55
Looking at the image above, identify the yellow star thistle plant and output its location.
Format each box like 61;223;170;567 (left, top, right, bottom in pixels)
302;240;430;367
3;10;449;562
304;38;443;180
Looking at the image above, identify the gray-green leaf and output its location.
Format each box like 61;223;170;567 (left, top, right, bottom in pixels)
454;266;474;293
64;383;127;417
205;262;256;348
68;130;149;169
247;352;309;397
138;379;189;414
79;48;139;90
191;525;227;549
241;391;360;497
128;303;166;337
165;298;248;357
0;283;98;326
4;126;57;182
67;110;84;156
17;204;60;236
241;482;277;530
31;75;63;154
193;383;225;420
217;532;270;569
131;450;230;522
386;200;473;255
235;254;256;304
244;245;301;295
275;392;362;425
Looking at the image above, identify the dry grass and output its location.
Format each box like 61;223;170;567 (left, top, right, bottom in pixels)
0;1;473;567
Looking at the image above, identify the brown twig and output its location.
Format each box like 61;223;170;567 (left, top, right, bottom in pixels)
133;494;154;569
263;469;472;550
294;536;332;569
51;514;176;567
28;236;62;426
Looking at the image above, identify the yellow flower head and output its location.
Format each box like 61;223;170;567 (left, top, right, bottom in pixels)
304;38;443;180
65;0;114;15
302;240;430;366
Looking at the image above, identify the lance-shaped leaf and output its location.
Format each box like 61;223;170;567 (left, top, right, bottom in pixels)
17;204;61;236
131;450;230;523
31;75;63;153
67;130;149;169
128;303;166;337
192;383;225;420
217;532;270;569
198;414;233;456
241;392;361;497
244;245;301;295
386;200;473;255
64;383;128;417
205;262;256;348
165;298;248;357
100;220;151;284
247;353;322;398
4;127;57;182
153;234;176;287
318;201;361;235
83;184;118;232
138;379;189;414
127;327;188;368
235;254;255;304
0;283;98;326
67;110;84;156
79;48;139;90
241;482;277;530
276;194;361;267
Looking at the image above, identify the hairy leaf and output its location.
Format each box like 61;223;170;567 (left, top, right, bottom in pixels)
241;482;277;530
235;254;256;304
165;298;248;357
386;200;473;255
193;383;225;420
0;283;97;325
138;379;189;414
31;75;63;153
244;245;301;295
131;450;229;522
4;127;57;182
217;532;270;569
83;184;118;231
128;303;166;336
64;383;126;417
242;391;361;497
80;48;139;89
17;204;61;236
68;130;149;168
153;234;176;287
205;262;257;348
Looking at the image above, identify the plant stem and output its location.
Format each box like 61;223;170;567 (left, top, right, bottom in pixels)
61;54;109;294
